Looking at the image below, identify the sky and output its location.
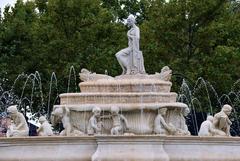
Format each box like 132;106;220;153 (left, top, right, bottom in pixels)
0;0;16;12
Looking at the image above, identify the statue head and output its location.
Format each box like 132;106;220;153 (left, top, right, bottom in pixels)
111;106;120;115
51;106;64;126
127;14;136;27
182;107;190;116
158;108;167;115
161;66;171;73
207;115;213;122
81;68;91;74
7;105;18;117
92;106;101;117
39;116;47;124
51;107;63;118
222;104;232;116
161;66;172;73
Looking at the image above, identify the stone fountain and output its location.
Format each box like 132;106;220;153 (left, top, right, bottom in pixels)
1;14;240;161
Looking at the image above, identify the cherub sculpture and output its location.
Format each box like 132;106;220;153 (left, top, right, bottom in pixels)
198;115;215;136
109;106;129;135
51;106;84;136
37;116;53;136
87;106;102;135
154;108;176;135
6;105;29;137
212;104;232;136
175;107;191;136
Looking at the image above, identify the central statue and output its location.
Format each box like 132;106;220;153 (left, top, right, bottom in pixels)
115;14;146;75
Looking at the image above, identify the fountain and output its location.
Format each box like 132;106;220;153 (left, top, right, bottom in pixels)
1;14;240;161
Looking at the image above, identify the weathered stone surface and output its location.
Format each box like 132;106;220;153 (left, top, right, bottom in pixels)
53;103;187;135
0;136;97;161
164;136;240;161
60;92;177;104
1;136;240;161
79;79;172;93
92;135;169;161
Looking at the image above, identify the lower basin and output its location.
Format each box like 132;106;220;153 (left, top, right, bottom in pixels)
1;135;240;161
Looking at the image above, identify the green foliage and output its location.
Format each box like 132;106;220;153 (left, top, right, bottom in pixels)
0;0;240;115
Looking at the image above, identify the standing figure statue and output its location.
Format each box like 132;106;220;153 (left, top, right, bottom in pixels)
115;14;145;75
212;104;232;136
6;105;29;137
87;106;102;135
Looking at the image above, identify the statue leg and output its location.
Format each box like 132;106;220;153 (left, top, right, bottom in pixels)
116;52;127;74
115;48;131;75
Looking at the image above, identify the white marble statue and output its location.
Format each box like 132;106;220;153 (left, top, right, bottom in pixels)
166;107;191;136
198;115;215;136
6;105;29;137
149;66;172;81
109;106;129;135
212;104;232;136
87;106;102;135
51;106;84;136
159;66;172;81
176;107;191;135
79;68;113;82
37;116;53;136
115;14;145;75
154;108;176;135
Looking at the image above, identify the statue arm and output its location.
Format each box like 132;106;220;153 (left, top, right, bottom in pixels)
37;125;43;133
120;115;129;129
213;116;219;127
100;115;111;119
15;114;27;130
159;116;172;131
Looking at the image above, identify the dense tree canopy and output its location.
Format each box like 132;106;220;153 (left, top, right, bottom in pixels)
0;0;240;127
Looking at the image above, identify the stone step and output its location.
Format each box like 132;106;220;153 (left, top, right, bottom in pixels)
60;92;177;104
79;79;172;93
54;102;187;112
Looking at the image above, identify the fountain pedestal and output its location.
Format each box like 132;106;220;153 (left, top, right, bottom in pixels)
92;135;169;161
2;136;240;161
52;74;190;135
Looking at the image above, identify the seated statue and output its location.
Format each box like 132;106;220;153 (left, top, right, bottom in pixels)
87;106;102;135
212;104;232;136
79;68;113;82
115;14;145;75
173;107;191;136
6;105;29;137
198;115;215;136
51;106;84;136
110;106;129;135
170;107;191;136
154;108;176;135
37;116;53;136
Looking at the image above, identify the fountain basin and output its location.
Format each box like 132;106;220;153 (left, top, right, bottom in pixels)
60;92;177;104
0;136;96;161
53;103;188;134
80;79;172;93
1;136;240;161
